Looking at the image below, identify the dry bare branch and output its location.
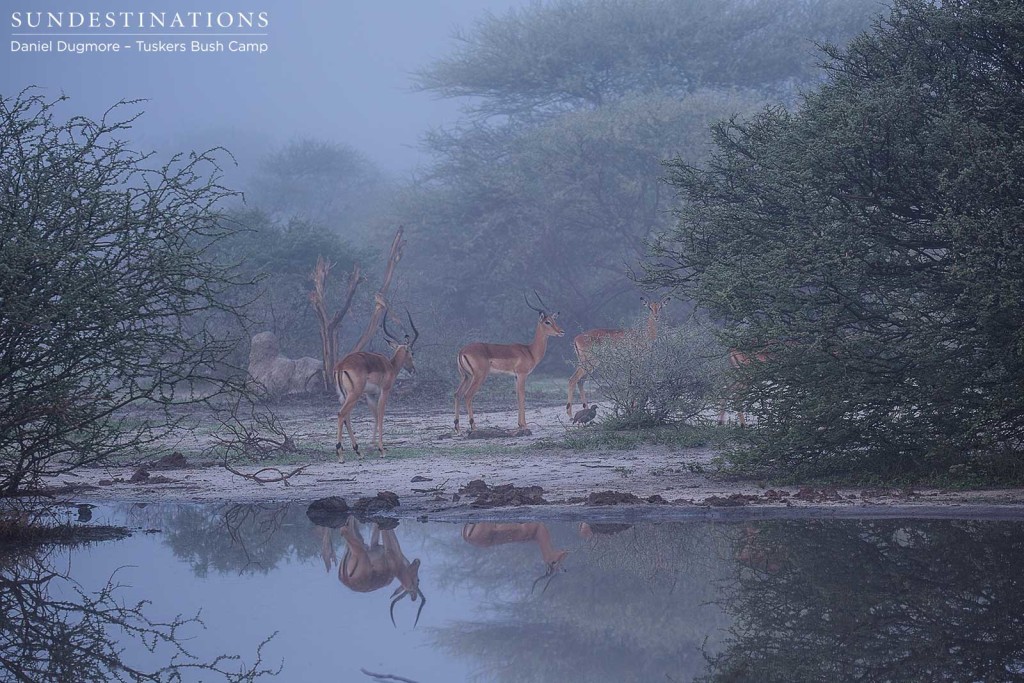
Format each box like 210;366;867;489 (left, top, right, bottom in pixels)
352;226;406;353
222;463;309;485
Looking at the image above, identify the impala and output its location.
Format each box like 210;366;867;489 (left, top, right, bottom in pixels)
566;297;668;416
462;522;569;593
454;292;564;434
334;313;418;462
717;342;791;426
318;517;427;627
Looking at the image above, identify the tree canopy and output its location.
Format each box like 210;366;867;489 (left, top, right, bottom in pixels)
644;0;1024;478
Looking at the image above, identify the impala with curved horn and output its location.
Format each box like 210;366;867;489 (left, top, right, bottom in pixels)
454;291;564;434
567;296;668;417
462;522;568;594
326;517;426;627
334;311;419;462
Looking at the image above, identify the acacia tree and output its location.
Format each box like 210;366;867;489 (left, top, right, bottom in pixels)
644;0;1024;478
0;91;250;493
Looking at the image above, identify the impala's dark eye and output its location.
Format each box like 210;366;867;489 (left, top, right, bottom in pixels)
544;320;551;325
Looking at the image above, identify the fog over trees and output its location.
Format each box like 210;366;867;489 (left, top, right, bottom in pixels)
388;0;883;367
5;0;1023;485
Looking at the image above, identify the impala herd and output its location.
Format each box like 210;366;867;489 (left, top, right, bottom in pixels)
330;291;757;460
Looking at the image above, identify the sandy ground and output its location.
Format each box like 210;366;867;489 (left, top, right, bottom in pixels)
44;399;1024;520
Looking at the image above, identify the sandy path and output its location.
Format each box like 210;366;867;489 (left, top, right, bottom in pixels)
46;403;1024;519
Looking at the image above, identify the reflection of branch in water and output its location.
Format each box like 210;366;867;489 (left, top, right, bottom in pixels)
0;554;280;682
222;504;291;574
361;668;421;683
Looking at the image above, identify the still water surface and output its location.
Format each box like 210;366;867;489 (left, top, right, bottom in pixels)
3;504;1023;682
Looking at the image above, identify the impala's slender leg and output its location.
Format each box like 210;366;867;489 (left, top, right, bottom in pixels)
515;372;528;431
454;354;472;433
374;390;389;455
463;367;489;434
336;372;364;463
359;391;380;459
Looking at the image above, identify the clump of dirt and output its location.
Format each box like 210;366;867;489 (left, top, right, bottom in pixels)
459;479;547;507
586;491;668;505
793;487;844;503
588;491;637;505
306;496;350;527
306;492;401;525
704;493;762;507
127;469;175;485
763;489;791;502
352;491;401;515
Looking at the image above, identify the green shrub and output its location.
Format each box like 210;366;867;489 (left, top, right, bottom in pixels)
586;320;724;427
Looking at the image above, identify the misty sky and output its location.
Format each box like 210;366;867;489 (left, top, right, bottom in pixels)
4;0;527;174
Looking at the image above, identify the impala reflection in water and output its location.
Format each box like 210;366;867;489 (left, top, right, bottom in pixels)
315;516;426;627
6;504;1022;682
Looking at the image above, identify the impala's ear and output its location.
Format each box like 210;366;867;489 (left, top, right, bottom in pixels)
553;311;560;318
662;296;671;305
640;296;648;305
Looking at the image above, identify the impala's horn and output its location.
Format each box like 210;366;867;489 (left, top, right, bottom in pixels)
524;291;544;315
531;562;561;595
389;587;427;628
382;313;401;344
406;310;419;346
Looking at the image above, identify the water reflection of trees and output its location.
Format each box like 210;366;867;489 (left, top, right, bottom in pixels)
700;520;1024;682
153;503;321;576
433;522;733;683
0;545;277;682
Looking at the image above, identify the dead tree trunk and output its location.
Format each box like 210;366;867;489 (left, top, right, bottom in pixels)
352;226;406;353
308;226;406;390
309;258;363;391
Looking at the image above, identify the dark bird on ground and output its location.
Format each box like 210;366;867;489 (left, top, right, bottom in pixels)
572;404;599;425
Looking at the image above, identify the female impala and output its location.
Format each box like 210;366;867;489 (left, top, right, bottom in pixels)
334;313;418;462
454;292;564;434
566;297;668;416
